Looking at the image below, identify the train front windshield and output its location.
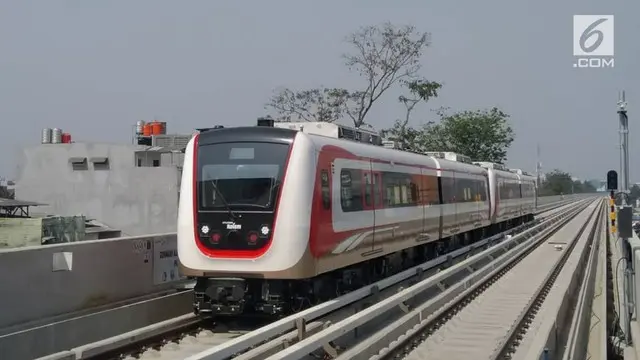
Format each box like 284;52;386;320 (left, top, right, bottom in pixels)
197;142;290;212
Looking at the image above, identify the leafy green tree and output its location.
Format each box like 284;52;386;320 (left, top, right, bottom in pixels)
265;22;434;127
416;107;515;163
540;170;573;196
379;79;442;150
539;170;595;195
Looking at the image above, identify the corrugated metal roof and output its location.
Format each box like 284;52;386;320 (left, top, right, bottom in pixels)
0;198;47;207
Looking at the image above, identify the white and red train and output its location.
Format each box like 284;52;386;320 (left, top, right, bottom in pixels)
177;120;537;316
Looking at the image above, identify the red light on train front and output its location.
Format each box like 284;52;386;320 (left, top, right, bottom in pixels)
211;232;221;244
248;232;258;244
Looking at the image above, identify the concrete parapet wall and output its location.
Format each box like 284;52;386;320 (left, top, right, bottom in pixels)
0;233;185;329
0;292;192;360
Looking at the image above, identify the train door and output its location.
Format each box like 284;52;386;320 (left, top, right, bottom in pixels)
360;162;379;253
441;171;457;236
418;168;428;241
371;167;383;251
362;170;374;211
451;172;460;234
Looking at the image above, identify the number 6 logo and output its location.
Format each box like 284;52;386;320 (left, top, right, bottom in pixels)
573;15;614;57
579;18;607;53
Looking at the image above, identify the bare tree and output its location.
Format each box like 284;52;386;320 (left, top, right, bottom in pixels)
265;22;432;127
343;22;432;127
265;87;350;123
380;79;441;150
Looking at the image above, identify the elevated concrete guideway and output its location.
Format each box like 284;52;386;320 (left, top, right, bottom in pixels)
0;194;591;359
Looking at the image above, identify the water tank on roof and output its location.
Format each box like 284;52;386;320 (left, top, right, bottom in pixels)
52;128;62;144
41;128;52;144
136;120;145;135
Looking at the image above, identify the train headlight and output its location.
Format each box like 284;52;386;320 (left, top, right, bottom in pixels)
260;226;270;236
200;225;210;234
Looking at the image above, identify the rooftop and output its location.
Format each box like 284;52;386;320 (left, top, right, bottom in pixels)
0;198;47;207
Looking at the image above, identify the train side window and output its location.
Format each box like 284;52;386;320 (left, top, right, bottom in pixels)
477;179;483;201
393;184;401;205
469;179;477;202
441;175;455;204
321;170;330;210
500;181;509;199
373;173;382;206
410;183;418;203
363;172;373;207
400;184;409;204
340;169;363;212
425;175;440;205
380;171;417;207
381;172;394;206
481;179;488;201
454;177;464;202
340;170;353;211
466;179;472;202
383;184;391;206
461;178;471;202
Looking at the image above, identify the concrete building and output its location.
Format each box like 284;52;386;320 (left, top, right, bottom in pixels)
14;138;189;236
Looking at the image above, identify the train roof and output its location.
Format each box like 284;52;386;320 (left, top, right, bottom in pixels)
197;123;523;177
430;157;487;175
197;126;297;146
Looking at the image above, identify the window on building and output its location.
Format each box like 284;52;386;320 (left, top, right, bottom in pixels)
153;159;160;167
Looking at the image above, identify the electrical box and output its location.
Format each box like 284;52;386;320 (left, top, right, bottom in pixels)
618;205;633;238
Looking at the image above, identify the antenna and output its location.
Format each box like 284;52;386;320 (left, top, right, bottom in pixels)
618;90;627;111
618;90;629;195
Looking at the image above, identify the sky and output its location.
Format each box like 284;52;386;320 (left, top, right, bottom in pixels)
0;0;638;181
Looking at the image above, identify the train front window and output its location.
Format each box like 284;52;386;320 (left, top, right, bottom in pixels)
198;142;290;211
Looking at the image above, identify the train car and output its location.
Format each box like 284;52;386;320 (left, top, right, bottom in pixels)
474;162;523;229
178;120;536;317
510;168;537;222
427;152;491;242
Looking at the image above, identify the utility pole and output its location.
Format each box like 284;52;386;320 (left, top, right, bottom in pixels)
614;90;634;346
536;143;541;208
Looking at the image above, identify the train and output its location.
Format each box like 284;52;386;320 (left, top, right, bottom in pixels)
177;119;538;317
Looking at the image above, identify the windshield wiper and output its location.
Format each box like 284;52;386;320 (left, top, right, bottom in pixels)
209;180;237;220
